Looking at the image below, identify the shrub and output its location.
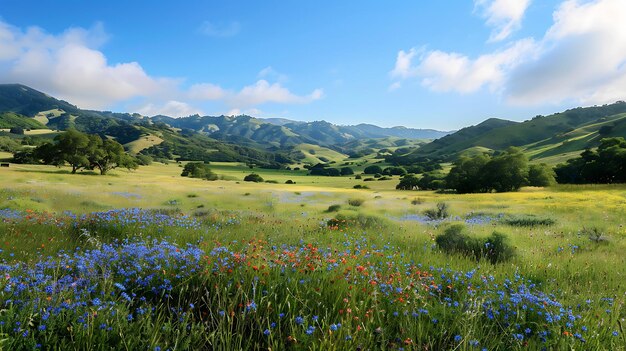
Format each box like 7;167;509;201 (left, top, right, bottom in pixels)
363;165;383;174
340;167;354;175
325;204;342;212
582;226;609;243
355;174;362;179
424;202;449;220
285;179;295;184
435;225;516;264
411;198;423;205
265;180;279;184
484;232;516;264
502;215;555;227
181;162;217;181
243;173;264;182
347;198;364;207
353;184;369;189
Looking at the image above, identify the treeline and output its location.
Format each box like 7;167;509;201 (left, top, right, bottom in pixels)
397;147;555;193
555;137;626;184
14;129;139;175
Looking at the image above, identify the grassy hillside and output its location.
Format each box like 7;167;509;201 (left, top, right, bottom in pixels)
0;112;47;129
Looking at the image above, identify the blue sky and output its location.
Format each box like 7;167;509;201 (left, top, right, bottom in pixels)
1;0;625;130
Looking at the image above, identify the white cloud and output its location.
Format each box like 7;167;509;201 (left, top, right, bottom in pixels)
392;0;626;107
390;39;536;94
0;20;324;116
506;0;626;105
199;21;240;37
0;20;177;109
390;48;419;79
136;100;203;117
475;0;532;42
230;80;323;107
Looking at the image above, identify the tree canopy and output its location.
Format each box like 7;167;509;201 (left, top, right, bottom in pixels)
555;137;626;184
33;129;137;174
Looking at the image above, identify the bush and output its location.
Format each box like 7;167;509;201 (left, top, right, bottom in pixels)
502;215;555;227
396;174;419;190
355;174;362;179
424;202;450;220
347;198;364;207
285;179;295;184
363;165;383;174
180;162;217;181
340;167;354;175
353;184;369;189
243;173;264;182
325;204;342;212
435;225;516;264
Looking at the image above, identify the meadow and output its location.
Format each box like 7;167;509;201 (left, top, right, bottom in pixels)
0;162;624;350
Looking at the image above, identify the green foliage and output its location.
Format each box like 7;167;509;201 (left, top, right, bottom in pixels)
382;166;406;176
89;137;138;175
325;204;342;212
363;165;383;174
447;147;532;193
347;198;364;207
0;112;47;129
308;163;341;176
353;184;369;189
528;163;556;186
243;173;264;182
435;225;516;264
396;174;420;190
502;215;556;227
181;162;218;181
31;129;138;174
0;136;22;153
555;137;626;184
340;166;354;175
417;171;447;190
424;202;450;220
482;147;529;192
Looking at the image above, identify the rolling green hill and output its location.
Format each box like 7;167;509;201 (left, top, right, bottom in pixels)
391;102;626;165
0;112;47;129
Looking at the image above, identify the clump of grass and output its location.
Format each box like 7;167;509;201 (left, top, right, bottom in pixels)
187;193;198;198
435;224;516;264
347;198;365;207
582;226;609;243
424;202;449;220
502;215;555;227
353;184;369;189
325;204;342;213
327;212;389;230
411;198;423;205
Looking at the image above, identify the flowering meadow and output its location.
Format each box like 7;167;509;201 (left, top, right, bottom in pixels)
1;206;624;350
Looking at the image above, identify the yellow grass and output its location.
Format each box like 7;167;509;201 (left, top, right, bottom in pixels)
124;134;164;154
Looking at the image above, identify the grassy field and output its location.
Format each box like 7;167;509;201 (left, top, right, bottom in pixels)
0;162;624;350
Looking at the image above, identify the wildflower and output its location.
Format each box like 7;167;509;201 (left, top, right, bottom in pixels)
263;329;271;336
295;316;304;325
454;335;462;342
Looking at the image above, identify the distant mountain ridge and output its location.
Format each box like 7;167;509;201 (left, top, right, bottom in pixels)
2;83;625;167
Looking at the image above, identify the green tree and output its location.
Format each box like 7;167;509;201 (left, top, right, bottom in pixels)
528;163;556;187
396;174;420;190
482;147;529;192
181;162;217;180
445;153;490;193
340;167;354;176
89;137;138;175
54;129;91;173
244;173;264;182
363;165;383;174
